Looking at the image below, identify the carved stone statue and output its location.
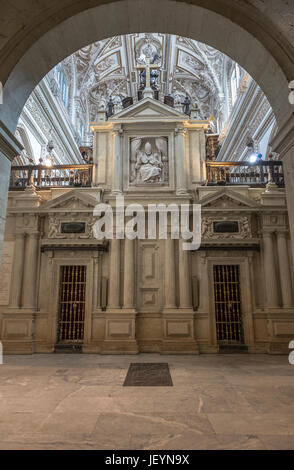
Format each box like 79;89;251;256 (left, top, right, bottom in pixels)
240;217;251;238
48;217;66;239
130;138;168;185
201;218;210;238
106;96;115;117
136;142;162;182
182;95;191;115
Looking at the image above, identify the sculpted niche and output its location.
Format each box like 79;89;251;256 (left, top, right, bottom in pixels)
130;137;168;185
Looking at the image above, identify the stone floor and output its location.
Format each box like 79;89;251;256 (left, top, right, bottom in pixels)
0;354;294;450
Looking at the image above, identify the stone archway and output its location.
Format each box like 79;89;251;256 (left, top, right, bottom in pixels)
0;0;292;132
0;0;294;260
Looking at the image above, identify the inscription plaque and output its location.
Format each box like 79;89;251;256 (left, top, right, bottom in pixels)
61;222;86;234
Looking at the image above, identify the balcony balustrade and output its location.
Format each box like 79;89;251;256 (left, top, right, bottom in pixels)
9;164;93;190
206;161;284;187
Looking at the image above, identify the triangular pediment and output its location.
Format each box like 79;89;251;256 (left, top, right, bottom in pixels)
200;189;259;209
108;97;187;122
38;190;98;212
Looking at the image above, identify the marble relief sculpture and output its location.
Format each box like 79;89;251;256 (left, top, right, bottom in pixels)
130;137;168;185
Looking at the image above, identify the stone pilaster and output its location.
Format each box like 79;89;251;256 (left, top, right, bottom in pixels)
123;237;136;310
104;236;138;354
9;232;25;308
178;239;193;309
277;231;294;308
163;237;176;310
22;232;39;309
175;127;187;195
263;231;279;308
108;238;121;309
112;127;123;194
161;238;198;355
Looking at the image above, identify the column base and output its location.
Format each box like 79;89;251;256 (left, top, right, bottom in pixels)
1;340;34;355
162;308;178;314
161;339;199;355
161;309;199;354
121;308;137;314
1;309;36;354
101;339;139;355
102;309;138;354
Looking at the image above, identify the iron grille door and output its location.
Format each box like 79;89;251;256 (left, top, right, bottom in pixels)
58;266;86;343
213;265;243;344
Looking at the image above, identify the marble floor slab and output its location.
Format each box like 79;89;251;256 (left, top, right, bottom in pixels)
0;354;293;450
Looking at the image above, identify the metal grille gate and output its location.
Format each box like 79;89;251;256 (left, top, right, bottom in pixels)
213;265;243;344
58;266;86;343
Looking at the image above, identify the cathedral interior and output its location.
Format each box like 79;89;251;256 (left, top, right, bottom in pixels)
0;0;294;451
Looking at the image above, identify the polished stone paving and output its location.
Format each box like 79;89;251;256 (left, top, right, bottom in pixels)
0;354;294;450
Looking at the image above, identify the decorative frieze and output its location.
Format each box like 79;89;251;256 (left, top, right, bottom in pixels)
47;216;96;239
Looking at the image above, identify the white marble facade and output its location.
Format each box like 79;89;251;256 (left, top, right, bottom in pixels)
1;97;294;355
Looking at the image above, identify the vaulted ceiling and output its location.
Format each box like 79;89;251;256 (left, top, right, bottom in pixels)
49;33;241;136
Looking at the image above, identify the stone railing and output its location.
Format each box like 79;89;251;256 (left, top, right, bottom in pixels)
9;164;93;190
206;161;284;187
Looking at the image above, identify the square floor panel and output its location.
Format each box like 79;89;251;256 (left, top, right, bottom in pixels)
123;363;173;386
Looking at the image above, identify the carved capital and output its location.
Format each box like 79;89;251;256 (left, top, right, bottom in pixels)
175;127;186;137
113;126;124;137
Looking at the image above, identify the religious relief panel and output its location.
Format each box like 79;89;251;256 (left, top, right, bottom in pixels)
129;137;169;186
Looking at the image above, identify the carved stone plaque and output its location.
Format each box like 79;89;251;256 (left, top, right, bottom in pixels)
130;137;169;185
213;221;239;233
0;241;14;305
61;222;86;234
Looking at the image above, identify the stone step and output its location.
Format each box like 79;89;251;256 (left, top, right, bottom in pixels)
54;343;83;354
219;344;248;354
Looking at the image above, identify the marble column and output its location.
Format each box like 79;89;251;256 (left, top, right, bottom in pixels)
178;240;193;309
108;238;121;309
263;231;279;308
113;128;123;194
175;128;187;195
10;232;25;308
277;231;294;307
123;238;135;310
164;238;176;309
23;233;39;309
